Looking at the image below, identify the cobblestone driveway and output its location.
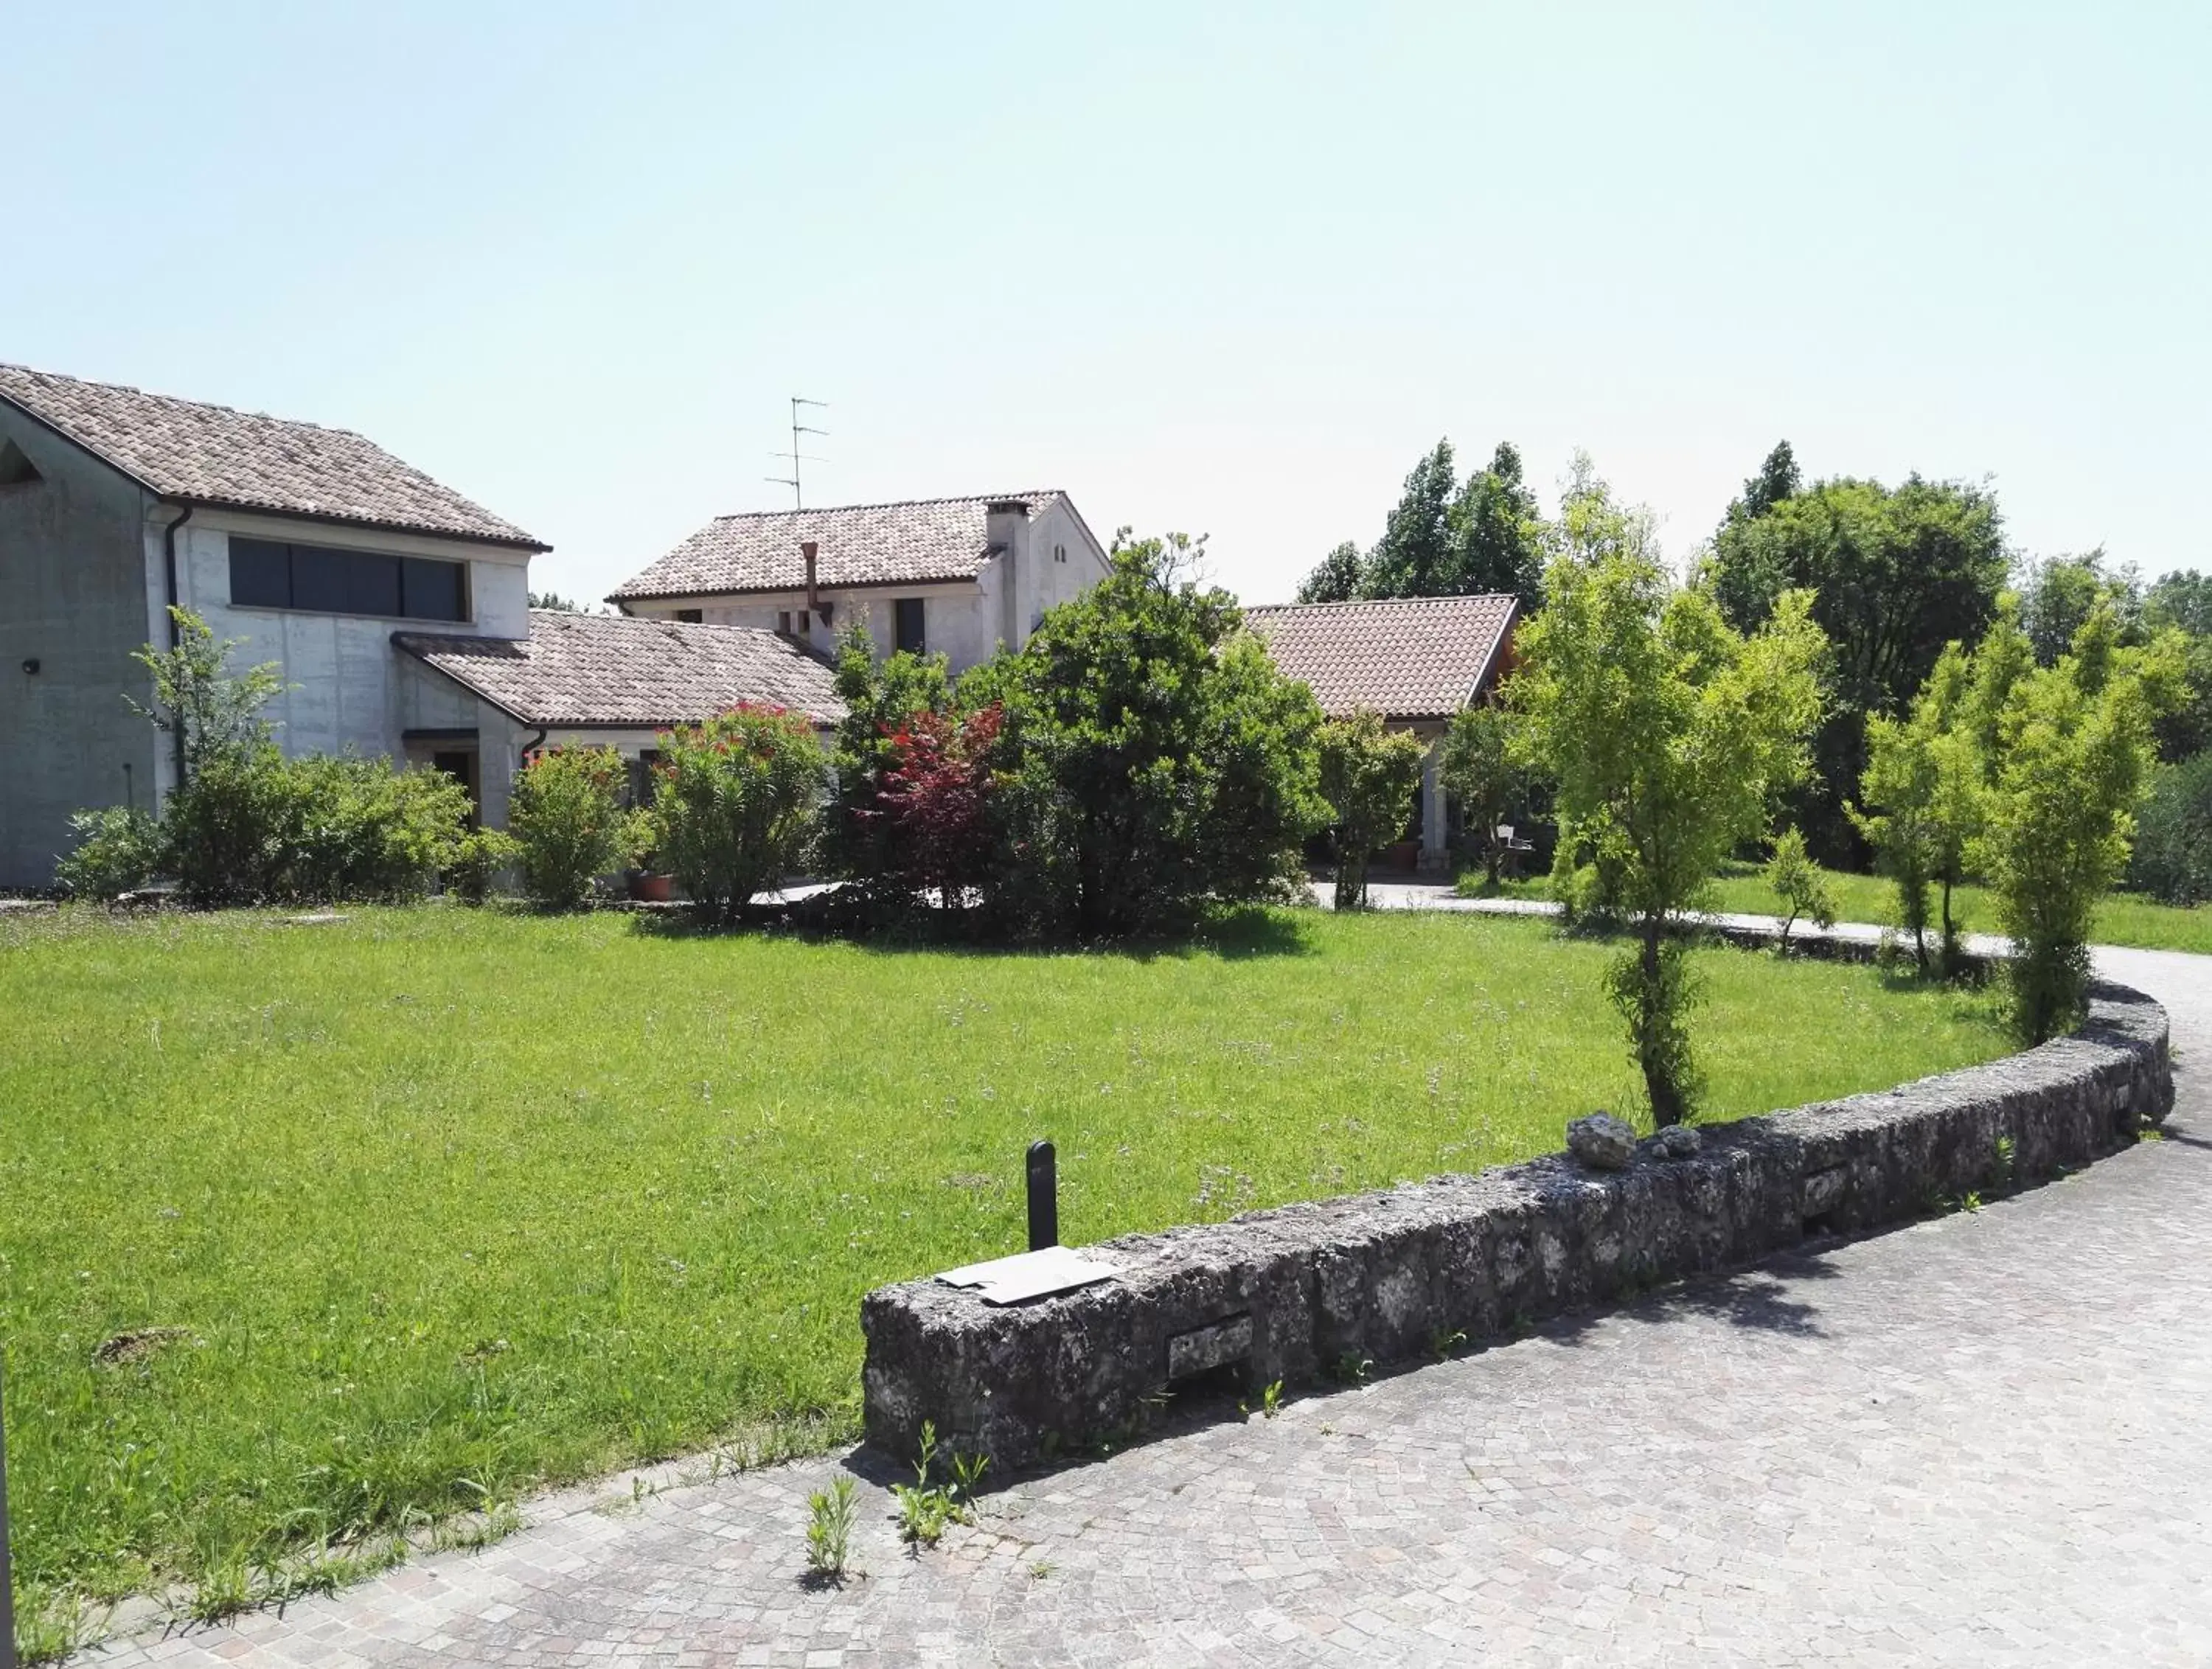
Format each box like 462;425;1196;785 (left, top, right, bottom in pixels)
80;947;2212;1668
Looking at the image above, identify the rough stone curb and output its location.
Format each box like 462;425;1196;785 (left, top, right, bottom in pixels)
861;980;2172;1468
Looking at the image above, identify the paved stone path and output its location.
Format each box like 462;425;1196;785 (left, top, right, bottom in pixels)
78;943;2212;1668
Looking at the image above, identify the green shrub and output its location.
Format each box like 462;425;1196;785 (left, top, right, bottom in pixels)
507;747;639;910
53;805;165;899
162;743;297;905
274;755;471;902
1764;827;1836;951
448;826;522;905
2127;751;2212;906
651;704;826;921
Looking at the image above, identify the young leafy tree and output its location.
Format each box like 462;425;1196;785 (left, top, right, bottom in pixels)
130;606;288;775
1854;641;1984;973
1441;702;1528;886
1764;827;1836;953
1295;540;1366;604
1512;547;1827;1125
2143;569;2212;762
1316;710;1426;909
1973;604;2188;1042
652;704;827;923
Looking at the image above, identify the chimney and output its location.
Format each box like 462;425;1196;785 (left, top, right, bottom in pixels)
801;539;831;624
984;500;1031;647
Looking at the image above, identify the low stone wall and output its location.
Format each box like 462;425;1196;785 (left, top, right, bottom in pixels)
861;981;2172;1468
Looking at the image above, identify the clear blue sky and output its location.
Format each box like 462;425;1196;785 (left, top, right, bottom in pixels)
7;2;2206;606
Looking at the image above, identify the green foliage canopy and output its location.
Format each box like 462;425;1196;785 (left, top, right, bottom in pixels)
1512;547;1828;1123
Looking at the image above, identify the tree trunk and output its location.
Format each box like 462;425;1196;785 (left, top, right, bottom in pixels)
1638;917;1686;1128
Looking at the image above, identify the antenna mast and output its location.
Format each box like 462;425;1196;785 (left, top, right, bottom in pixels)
766;395;829;508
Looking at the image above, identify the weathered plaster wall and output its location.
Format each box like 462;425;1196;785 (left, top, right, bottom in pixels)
0;409;161;889
861;981;2174;1468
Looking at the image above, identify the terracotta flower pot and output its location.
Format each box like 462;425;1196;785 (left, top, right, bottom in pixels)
630;872;675;902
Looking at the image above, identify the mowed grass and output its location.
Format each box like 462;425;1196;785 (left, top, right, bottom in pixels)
1464;861;2212;955
1;904;2008;1617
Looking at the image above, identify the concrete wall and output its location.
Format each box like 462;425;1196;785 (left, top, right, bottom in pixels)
0;410;162;889
861;978;2175;1469
161;511;532;792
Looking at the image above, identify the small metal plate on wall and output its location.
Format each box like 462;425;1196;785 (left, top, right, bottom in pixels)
1166;1313;1253;1380
936;1245;1121;1306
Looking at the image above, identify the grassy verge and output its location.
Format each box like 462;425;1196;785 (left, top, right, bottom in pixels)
2;903;2007;1634
1457;861;2212;955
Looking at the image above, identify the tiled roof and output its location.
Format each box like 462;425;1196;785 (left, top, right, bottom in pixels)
394;610;846;728
609;491;1068;600
1243;594;1519;721
0;363;546;549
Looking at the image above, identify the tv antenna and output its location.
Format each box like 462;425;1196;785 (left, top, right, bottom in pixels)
766;395;828;508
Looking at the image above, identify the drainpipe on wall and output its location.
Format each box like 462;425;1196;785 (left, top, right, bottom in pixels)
159;502;194;792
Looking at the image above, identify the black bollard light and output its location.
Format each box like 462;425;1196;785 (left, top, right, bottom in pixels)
1026;1140;1058;1252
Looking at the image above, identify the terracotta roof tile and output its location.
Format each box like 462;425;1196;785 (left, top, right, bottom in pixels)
395;610;845;728
609;492;1065;600
1244;594;1519;721
0;363;545;548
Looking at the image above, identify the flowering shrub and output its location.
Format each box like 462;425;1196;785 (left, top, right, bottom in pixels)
650;704;826;921
507;746;639;909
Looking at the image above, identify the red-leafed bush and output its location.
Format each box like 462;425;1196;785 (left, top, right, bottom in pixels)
875;703;1004;908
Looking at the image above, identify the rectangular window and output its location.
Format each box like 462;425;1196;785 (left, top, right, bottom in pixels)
229;537;468;621
675;607;703;624
894;596;926;655
229;537;293;607
776;610;791;635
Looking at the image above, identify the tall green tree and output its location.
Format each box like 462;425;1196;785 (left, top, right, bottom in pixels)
1702;469;2010;864
2143;569;2212;762
1295;540;1366;604
967;532;1329;937
1358;439;1458;599
1512;546;1828;1125
1442;442;1545;608
2016;549;2142;667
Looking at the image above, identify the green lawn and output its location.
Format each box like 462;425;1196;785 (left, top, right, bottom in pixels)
1461;861;2212;955
2;904;2008;1628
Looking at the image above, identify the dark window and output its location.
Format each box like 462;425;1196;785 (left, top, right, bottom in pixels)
675;607;703;624
894;597;926;655
403;557;466;622
229;537;468;621
626;748;663;808
229;537;293;607
776;610;792;635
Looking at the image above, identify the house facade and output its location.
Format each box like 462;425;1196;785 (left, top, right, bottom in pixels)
1244;594;1520;874
0;363;556;890
608;492;1112;675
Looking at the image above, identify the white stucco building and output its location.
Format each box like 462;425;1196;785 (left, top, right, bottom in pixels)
0;364;1118;891
608;492;1112;674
